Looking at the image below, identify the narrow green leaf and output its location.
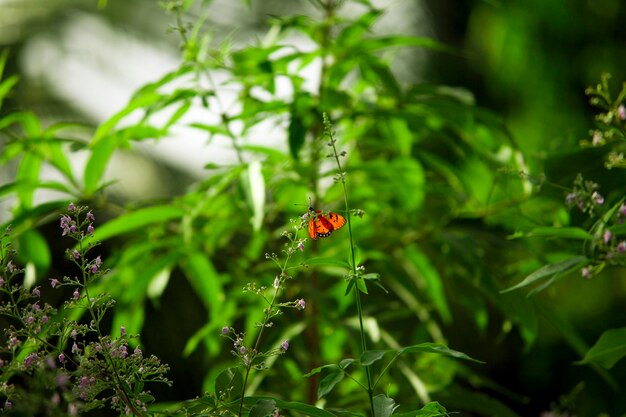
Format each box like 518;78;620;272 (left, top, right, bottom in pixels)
373;394;397;417
501;256;587;293
577;327;626;369
305;257;351;269
525;227;592;240
83;205;184;245
182;253;227;329
288;107;306;160
90;91;162;147
0;74;19;109
318;370;344;399
249;399;276;417
394;401;449;417
361;35;454;54
16;152;42;209
16;230;51;274
215;368;243;400
244;397;337;417
83;136;118;195
360;350;389;366
401;343;483;363
405;246;452;323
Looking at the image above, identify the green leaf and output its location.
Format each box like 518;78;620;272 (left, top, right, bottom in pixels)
501;256;587;293
80;205;184;250
577;327;626;369
305;257;351;269
16;230;51;275
373;394;397;417
249;399;276;417
361;35;454;54
16;152;42;209
401;343;483;363
90;91;162;147
405;246;452;323
524;227;592;240
318;370;344;399
288;107;306;160
215;367;243;400
182;253;226;316
0;74;19;110
394;401;449;417
83;135;119;195
360;350;389;366
244;397;337;417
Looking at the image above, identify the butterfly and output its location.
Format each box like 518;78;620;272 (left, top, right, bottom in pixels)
307;206;346;239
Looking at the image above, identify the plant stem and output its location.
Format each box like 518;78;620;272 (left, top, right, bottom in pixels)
324;114;375;416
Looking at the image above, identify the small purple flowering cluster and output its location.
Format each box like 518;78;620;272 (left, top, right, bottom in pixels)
579;204;626;279
565;174;604;216
584;75;626;168
0;204;170;415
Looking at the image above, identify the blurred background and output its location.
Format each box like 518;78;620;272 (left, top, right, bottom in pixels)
2;0;626;415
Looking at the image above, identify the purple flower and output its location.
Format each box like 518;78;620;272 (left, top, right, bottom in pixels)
280;340;289;351
68;202;76;212
295;298;306;310
120;345;128;359
239;346;246;354
565;193;576;205
4;400;12;410
50;278;60;288
273;276;280;289
591;131;602;145
72;342;79;354
618;241;626;253
592;191;604;205
58;353;65;363
87;224;94;235
24;352;38;368
604;230;612;244
42;315;49;324
27;316;34;325
134;346;142;356
86;211;95;222
0;276;4;287
9;337;18;347
221;326;229;335
70;329;77;339
69;225;77;234
243;354;249;366
120;326;126;336
60;215;72;236
581;267;591;279
297;241;305;252
80;376;88;388
618;104;626;121
72;250;80;260
7;261;15;273
73;289;79;300
32;286;41;298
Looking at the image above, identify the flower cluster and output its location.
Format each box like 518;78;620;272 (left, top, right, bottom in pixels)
0;203;170;415
583;73;626;168
565;174;604;216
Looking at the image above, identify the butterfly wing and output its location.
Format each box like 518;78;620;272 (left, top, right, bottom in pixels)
309;209;344;239
326;212;346;230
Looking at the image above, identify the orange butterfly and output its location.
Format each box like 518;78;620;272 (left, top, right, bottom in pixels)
308;206;346;239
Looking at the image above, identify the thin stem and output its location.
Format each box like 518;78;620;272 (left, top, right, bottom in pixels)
324;115;375;416
237;231;303;417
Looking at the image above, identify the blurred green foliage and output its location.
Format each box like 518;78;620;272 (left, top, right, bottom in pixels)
2;0;626;415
